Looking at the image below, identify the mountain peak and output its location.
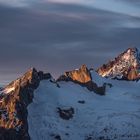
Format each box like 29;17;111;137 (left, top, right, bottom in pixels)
57;65;106;95
79;64;88;71
97;47;140;80
0;68;52;139
58;64;92;83
122;47;139;60
126;47;137;52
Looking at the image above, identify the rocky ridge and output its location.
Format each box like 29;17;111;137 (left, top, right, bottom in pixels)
57;65;106;95
0;68;51;140
97;47;140;80
0;47;140;140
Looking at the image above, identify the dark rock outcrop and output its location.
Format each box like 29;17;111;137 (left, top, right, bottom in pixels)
57;65;106;95
78;100;85;104
84;81;106;95
50;134;62;140
0;68;51;140
57;107;74;120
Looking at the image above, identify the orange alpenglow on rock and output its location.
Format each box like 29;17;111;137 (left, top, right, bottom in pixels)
0;68;51;140
127;66;139;81
97;47;140;81
64;64;92;83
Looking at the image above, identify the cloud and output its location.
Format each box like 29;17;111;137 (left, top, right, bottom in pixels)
1;0;140;17
44;0;140;18
0;0;29;7
0;1;140;84
46;0;80;4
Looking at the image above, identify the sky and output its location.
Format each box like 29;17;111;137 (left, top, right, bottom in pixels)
0;0;140;85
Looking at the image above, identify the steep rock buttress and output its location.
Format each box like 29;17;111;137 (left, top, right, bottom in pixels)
57;65;106;95
0;68;51;140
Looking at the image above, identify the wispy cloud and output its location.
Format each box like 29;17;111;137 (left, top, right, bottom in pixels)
46;0;140;18
0;0;29;7
1;0;140;18
0;0;140;84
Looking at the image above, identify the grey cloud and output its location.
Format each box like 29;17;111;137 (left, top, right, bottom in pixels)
0;2;140;84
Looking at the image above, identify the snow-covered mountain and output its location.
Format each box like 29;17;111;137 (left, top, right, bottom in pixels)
97;47;140;80
0;49;140;140
0;68;51;140
28;72;140;140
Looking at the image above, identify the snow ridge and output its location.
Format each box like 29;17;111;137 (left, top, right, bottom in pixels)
27;77;140;140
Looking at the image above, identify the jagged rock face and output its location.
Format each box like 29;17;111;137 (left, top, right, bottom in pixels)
127;67;138;80
57;65;106;95
0;68;51;140
97;48;140;81
64;64;92;83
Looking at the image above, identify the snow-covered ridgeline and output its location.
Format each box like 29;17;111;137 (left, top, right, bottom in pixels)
27;77;140;140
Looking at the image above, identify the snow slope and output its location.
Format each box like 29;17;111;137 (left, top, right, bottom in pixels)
27;76;140;140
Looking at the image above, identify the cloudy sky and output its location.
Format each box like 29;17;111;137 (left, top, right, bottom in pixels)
0;0;140;84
